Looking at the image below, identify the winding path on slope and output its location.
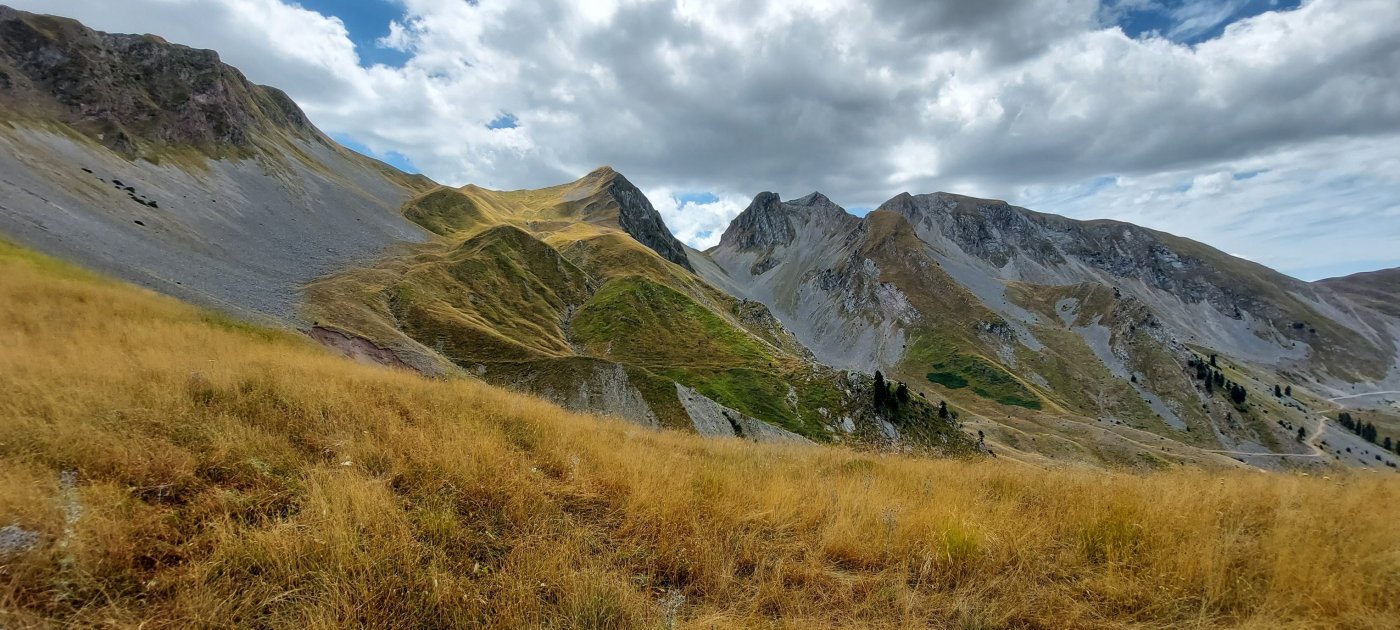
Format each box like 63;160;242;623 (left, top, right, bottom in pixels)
1200;450;1320;458
1326;390;1400;402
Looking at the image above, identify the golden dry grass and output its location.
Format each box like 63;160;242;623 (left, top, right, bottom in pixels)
1;240;1398;629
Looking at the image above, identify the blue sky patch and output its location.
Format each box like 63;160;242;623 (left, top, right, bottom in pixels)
296;0;412;67
486;113;520;130
675;192;719;205
332;133;419;173
1108;0;1303;44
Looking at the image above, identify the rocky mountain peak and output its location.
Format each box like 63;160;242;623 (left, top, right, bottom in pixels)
789;191;833;208
0;6;315;156
719;191;795;251
598;168;693;271
581;165;619;182
718;189;862;252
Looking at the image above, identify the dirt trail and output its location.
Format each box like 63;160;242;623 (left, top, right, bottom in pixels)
1327;390;1400;402
1201;450;1320;458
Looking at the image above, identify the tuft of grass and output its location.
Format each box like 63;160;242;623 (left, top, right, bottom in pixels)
3;241;1399;628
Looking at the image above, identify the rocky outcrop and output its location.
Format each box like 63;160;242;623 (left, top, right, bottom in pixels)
481;359;663;428
675;383;811;444
719;190;854;252
603;169;693;270
0;6;315;156
720;191;792;251
558;363;663;428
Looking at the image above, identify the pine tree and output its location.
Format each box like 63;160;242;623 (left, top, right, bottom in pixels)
1229;383;1247;405
1274;385;1282;397
1384;436;1393;452
1296;426;1306;442
938;401;949;419
1210;354;1218;367
1285;385;1292;397
873;371;886;409
895;382;910;405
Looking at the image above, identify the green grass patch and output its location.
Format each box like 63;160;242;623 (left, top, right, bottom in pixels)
656;365;846;441
926;372;969;389
403;188;493;236
572;277;774;369
907;331;1042;410
381;225;595;362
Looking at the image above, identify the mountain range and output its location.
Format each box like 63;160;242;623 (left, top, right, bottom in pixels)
3;5;1398;471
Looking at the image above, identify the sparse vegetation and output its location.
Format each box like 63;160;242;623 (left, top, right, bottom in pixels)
3;245;1400;628
1339;412;1380;444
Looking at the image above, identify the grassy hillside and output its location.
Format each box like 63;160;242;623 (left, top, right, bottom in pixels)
307;180;944;447
1317;267;1400;319
858;212;1045;413
4;244;1400;628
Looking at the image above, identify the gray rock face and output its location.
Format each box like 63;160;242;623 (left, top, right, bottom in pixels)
547;363;661;428
720;191;791;250
888;191;1285;323
0;523;39;556
675;383;811;444
0;6;312;154
605;170;692;271
719;190;854;253
701;193;909;373
880;191;1397;380
477;359;662;428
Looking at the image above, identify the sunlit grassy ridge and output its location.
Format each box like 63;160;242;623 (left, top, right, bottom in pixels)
2;241;1399;628
306;179;948;446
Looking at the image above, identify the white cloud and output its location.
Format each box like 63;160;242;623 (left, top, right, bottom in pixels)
11;0;1400;278
644;189;749;250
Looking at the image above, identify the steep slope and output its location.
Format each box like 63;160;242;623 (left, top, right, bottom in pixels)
704;191;901;372
1318;267;1400;319
699;190;1400;468
882;193;1398;384
0;6;434;320
307;172;973;453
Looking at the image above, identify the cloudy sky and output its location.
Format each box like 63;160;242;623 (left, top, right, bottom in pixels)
18;0;1400;279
